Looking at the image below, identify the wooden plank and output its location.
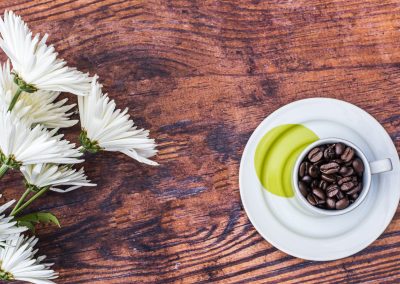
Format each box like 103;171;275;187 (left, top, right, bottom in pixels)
0;0;399;283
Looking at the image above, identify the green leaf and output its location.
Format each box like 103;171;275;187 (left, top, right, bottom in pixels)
15;212;61;233
17;220;36;233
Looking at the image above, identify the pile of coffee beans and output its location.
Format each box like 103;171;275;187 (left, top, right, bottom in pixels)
298;142;364;210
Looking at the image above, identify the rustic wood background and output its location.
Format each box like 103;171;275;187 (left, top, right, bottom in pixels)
1;0;400;283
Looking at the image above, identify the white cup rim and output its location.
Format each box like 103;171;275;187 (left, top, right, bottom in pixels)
293;138;371;216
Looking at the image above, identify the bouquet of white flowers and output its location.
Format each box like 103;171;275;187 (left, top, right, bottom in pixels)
0;11;157;283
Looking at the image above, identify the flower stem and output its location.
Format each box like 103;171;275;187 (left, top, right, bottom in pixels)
0;164;8;178
10;187;31;216
12;187;50;216
8;88;22;112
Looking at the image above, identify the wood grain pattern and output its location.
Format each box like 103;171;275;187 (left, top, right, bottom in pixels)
0;0;400;283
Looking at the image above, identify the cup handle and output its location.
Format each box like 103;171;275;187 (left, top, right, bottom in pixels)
370;158;393;175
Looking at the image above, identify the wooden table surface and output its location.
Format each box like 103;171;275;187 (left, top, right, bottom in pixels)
1;0;400;283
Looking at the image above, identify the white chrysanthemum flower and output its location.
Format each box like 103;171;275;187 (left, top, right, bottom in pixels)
0;234;58;283
0;198;27;241
0;107;82;170
0;11;91;96
0;61;77;128
21;164;95;193
78;76;158;165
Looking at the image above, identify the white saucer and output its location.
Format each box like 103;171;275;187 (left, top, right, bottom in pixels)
239;98;400;261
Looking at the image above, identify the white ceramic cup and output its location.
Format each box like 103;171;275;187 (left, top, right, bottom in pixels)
293;138;393;216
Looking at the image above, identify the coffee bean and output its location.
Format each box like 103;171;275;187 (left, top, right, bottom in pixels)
318;180;328;190
320;162;340;174
307;194;318;206
302;175;312;184
308;147;323;163
327;198;336;209
339;166;354;177
352;158;364;174
332;159;344;164
345;161;353;167
299;142;364;210
299;162;310;177
335;143;345;155
336;198;350;210
312;188;326;200
321;174;337;183
346;168;355;177
341;147;355;162
338;176;352;186
351;193;359;200
347;183;362;195
298;181;309;197
315;159;325;166
324;145;336;159
311;180;319;189
308;165;319;178
326;185;339;198
341;181;356;192
336;191;344;200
